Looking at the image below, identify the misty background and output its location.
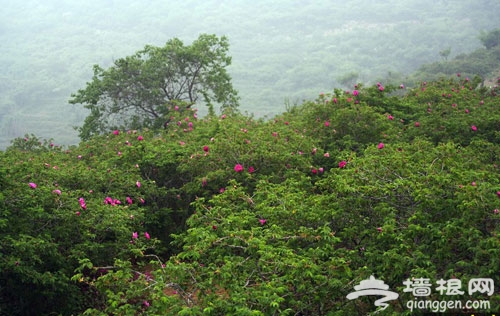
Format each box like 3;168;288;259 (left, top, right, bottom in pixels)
1;0;499;149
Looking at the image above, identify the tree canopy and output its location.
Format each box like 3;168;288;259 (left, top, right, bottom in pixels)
479;28;500;49
70;34;239;140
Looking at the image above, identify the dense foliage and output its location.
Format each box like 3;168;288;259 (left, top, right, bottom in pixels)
1;74;499;315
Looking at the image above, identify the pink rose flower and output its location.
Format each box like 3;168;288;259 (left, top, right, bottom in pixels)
234;164;244;172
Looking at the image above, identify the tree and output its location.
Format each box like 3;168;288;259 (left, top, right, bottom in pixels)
70;34;239;140
479;28;500;49
439;47;451;61
337;71;359;88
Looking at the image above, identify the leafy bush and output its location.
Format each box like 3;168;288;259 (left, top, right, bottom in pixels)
1;75;499;315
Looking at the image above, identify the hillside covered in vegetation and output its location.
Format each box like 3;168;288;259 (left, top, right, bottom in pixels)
1;71;499;314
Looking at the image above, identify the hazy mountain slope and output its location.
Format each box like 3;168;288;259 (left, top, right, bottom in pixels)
1;0;499;148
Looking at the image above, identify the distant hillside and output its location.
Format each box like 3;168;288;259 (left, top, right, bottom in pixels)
1;0;499;149
407;28;500;85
